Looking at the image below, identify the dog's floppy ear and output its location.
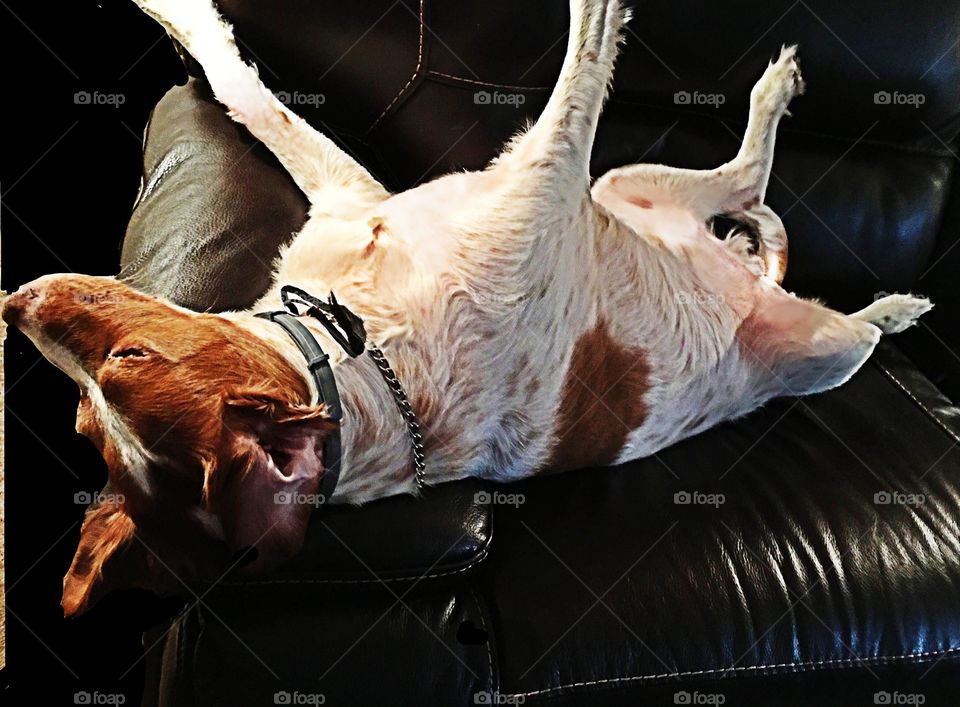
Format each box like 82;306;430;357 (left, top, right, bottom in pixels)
204;389;337;564
62;501;146;617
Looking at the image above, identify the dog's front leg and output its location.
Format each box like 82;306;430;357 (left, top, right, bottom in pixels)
131;0;388;217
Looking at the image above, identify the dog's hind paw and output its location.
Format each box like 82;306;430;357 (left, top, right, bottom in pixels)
752;45;805;119
852;294;933;334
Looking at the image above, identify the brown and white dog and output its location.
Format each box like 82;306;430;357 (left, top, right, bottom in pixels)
4;0;932;615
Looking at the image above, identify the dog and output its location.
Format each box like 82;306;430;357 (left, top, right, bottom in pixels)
3;0;932;616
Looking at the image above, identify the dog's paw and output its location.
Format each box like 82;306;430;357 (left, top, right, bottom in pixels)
751;45;805;118
855;294;933;334
773;45;805;97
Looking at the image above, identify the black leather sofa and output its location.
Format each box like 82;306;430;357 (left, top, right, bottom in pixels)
123;1;960;705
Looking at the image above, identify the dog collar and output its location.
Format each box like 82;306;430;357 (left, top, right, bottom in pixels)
256;286;426;503
254;309;345;502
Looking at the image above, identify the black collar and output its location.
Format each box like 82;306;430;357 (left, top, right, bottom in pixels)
256;286;426;503
254;309;344;501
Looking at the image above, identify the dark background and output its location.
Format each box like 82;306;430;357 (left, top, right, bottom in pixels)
3;1;187;702
4;0;960;704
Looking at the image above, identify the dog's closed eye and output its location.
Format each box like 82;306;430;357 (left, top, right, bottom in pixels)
108;346;150;359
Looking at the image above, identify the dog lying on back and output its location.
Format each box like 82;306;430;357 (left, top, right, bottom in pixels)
3;0;931;615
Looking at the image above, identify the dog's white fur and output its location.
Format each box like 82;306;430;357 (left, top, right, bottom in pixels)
132;0;931;504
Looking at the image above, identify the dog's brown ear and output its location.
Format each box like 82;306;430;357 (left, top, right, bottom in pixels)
62;501;144;617
204;389;336;564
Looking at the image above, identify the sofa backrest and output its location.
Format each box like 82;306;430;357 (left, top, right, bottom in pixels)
144;0;960;313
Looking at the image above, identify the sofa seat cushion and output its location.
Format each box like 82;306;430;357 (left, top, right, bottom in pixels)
475;341;960;702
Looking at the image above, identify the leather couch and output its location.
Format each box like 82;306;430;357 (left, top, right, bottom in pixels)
125;1;960;704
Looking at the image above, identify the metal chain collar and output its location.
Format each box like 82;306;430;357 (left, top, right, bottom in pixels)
367;344;426;491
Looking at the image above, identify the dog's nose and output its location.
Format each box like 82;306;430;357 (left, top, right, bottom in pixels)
2;284;43;328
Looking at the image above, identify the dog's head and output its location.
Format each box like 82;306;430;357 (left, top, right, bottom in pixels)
3;274;335;615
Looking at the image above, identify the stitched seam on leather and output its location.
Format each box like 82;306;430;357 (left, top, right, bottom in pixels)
427;70;551;92
507;646;960;699
465;579;496;696
217;520;493;585
873;360;960;445
367;0;425;132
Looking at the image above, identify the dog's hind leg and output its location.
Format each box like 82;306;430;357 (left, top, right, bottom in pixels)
594;46;803;282
131;0;388;216
468;0;630;282
741;289;881;399
741;289;932;403
492;0;629;188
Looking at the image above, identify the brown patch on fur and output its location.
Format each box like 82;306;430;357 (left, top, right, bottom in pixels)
542;319;650;473
278;111;291;124
364;218;386;257
628;196;654;209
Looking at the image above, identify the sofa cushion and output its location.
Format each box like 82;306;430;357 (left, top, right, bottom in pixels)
476;340;960;702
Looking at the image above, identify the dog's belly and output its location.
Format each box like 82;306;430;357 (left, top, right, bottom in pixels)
368;170;501;276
